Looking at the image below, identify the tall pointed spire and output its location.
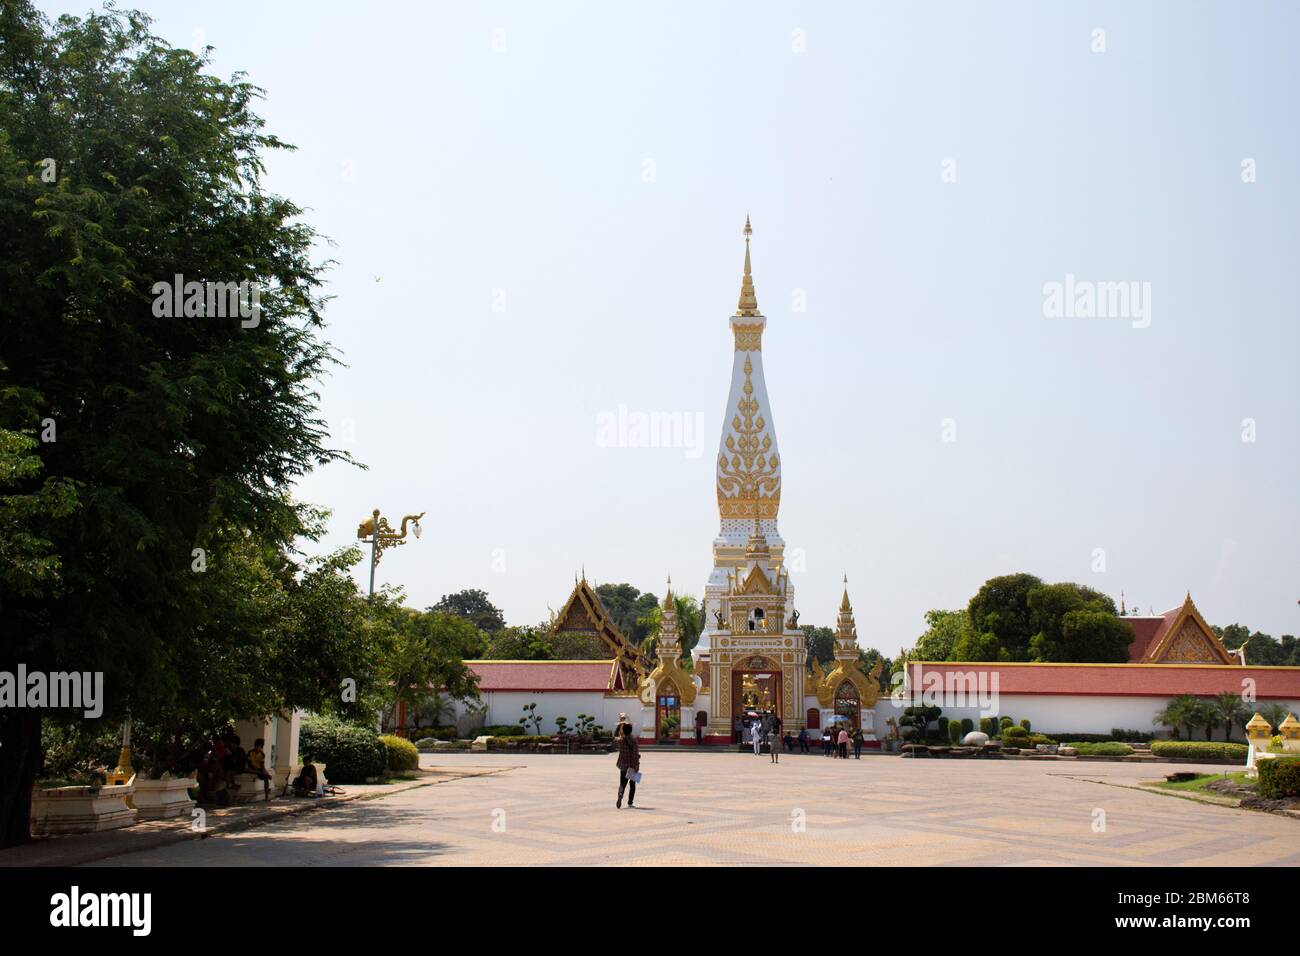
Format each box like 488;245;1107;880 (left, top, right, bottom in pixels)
736;215;760;316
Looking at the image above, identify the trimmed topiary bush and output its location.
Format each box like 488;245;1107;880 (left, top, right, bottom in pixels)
379;734;419;772
1064;742;1134;757
1019;719;1031;732
1001;725;1029;740
979;717;998;737
948;721;962;743
1149;741;1248;761
1257;757;1300;799
960;718;974;735
999;716;1013;730
300;714;387;783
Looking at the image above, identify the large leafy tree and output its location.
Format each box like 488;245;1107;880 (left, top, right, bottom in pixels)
913;609;969;661
1026;583;1132;663
802;625;834;669
431;588;505;634
0;3;348;845
967;573;1043;661
1215;623;1299;666
593;582;659;644
380;607;481;731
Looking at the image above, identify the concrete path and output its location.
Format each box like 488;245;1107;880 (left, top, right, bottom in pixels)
85;752;1300;866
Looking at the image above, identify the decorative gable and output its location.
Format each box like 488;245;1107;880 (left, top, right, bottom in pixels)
1144;595;1235;665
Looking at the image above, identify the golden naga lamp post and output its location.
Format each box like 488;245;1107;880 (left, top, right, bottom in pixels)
356;508;425;598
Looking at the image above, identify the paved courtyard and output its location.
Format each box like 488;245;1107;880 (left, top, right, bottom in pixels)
90;752;1300;866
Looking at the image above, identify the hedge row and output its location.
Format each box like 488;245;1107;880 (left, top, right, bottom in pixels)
1257;757;1300;799
299;714;387;783
1063;742;1134;757
1149;741;1248;760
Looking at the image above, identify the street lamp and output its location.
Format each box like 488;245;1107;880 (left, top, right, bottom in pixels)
356;507;425;598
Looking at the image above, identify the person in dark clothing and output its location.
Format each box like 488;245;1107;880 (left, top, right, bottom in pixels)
798;727;809;754
614;716;640;809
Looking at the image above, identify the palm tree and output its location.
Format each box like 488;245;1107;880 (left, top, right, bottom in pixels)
1154;694;1199;739
1212;692;1247;741
1259;702;1291;733
1189;699;1218;740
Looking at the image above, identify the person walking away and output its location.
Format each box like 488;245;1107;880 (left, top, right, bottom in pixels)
798;727;809;754
837;726;850;759
822;727;832;756
615;716;640;808
852;727;863;759
769;726;780;764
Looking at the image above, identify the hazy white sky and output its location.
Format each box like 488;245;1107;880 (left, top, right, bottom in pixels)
40;1;1299;644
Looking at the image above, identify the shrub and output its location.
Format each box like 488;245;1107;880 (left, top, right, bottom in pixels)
379;734;419;772
1064;742;1134;757
1111;728;1153;743
1001;725;1028;740
1149;741;1248;761
999;716;1013;729
960;718;974;735
414;737;438;752
948;721;962;744
979;717;998;737
1257;757;1300;799
300;714;387;783
479;724;526;737
937;716;949;739
1019;719;1031;732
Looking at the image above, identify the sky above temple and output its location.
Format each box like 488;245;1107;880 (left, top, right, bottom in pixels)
36;1;1299;641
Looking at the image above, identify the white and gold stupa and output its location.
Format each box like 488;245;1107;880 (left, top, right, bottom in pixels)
697;219;808;740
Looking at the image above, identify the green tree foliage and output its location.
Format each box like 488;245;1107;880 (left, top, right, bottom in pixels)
0;3;351;845
802;625;835;669
635;593;703;661
856;647;892;692
1215;623;1300;666
967;573;1043;661
1026;583;1132;662
593;583;659;644
950;628;1000;662
913;609;969;661
1154;695;1201;740
379;607;481;731
431;588;505;634
482;625;554;660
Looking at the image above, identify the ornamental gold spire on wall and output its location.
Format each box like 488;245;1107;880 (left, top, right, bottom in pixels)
736;215;760;317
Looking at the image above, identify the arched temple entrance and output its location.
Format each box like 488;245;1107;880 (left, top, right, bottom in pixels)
730;656;783;742
834;680;860;729
656;678;681;740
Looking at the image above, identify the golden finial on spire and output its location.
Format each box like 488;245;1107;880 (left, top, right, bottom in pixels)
736;215;760;316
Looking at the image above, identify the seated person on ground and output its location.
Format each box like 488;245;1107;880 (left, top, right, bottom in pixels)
292;759;319;796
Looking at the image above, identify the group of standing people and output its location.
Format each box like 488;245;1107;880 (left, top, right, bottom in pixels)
820;724;864;759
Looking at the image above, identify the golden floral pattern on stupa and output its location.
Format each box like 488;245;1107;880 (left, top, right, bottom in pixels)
717;355;781;518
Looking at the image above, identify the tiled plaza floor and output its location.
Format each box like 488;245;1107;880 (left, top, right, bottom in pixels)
89;752;1300;866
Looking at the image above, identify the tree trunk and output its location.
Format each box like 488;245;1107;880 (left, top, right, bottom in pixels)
0;710;42;848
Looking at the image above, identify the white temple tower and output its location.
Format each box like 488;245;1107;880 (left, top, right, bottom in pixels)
698;217;791;656
694;219;807;743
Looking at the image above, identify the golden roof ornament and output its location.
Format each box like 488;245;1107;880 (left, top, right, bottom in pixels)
735;215;760;317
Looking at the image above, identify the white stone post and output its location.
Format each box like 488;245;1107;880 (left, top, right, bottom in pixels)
273;709;302;788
